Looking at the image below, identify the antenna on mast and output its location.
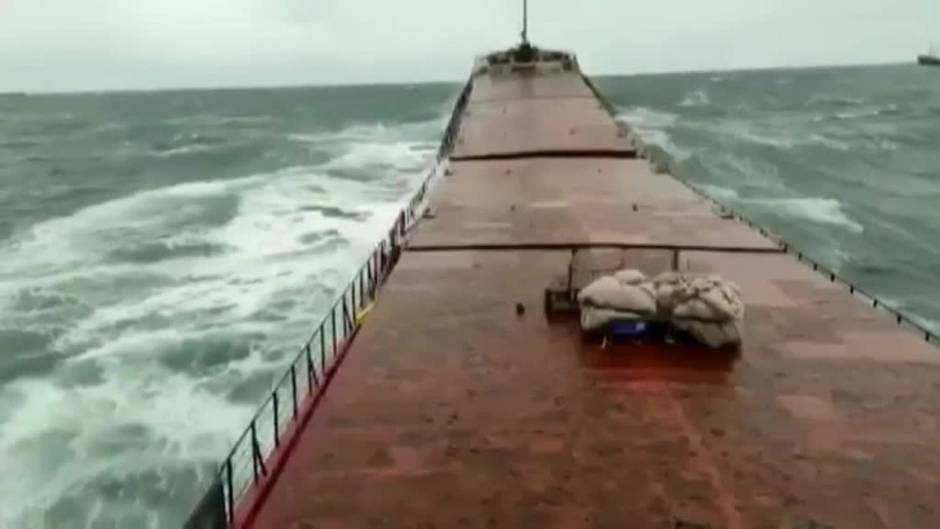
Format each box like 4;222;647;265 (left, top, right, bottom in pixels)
521;0;529;45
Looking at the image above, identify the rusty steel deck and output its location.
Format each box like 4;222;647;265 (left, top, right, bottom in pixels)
247;68;940;529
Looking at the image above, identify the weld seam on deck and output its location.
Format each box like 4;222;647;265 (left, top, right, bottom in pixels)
450;149;637;162
467;94;603;104
406;242;785;254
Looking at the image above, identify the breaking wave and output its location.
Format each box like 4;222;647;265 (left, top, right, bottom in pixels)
0;98;445;528
615;108;692;161
745;197;864;233
678;89;710;108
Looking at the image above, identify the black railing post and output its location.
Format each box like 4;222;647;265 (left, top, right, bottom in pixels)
290;364;298;419
379;240;387;277
272;391;280;447
359;268;366;307
250;421;266;483
375;239;385;284
225;459;235;525
342;293;353;334
306;343;317;392
366;251;375;301
352;277;358;316
320;327;327;376
331;308;337;355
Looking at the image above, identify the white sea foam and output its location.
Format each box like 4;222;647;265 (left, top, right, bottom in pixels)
714;120;798;149
808;133;851;151
698;153;789;193
164;115;275;127
151;143;223;157
617;106;678;129
698;184;740;201
746;197;864;233
615;108;692;161
322;141;429;173
678;89;710;108
694;119;850;151
0;115;438;527
289;118;443;146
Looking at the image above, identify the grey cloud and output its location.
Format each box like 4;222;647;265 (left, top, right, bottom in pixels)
0;0;933;92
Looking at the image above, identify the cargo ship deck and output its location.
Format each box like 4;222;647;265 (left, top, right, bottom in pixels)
194;49;940;529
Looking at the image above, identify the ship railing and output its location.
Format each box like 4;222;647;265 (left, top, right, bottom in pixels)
183;78;472;529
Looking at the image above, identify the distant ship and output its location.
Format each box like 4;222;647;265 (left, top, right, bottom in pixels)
918;44;940;66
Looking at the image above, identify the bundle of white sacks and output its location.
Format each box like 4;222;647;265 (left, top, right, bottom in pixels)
577;269;744;348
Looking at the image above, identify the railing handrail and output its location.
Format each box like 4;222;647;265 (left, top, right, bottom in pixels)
183;77;473;529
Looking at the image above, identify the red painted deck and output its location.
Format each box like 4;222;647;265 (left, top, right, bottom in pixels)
408;159;777;251
452;71;629;159
247;66;940;529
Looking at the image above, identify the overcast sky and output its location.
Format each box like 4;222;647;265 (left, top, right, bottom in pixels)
0;0;934;92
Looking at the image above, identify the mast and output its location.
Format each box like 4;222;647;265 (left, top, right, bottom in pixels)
521;0;529;45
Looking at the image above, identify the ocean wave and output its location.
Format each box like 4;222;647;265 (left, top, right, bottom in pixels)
720;124;797;149
878;103;902;116
0;84;456;527
151;143;225;157
0;138;47;149
813;105;896;122
615;108;692;162
164;115;275;127
807;133;850;151
692;119;851;151
290;117;443;147
698;184;740;201
745;197;864;233
806;94;867;107
695;153;789;193
107;240;233;264
616;106;678;129
834;109;880;120
150;132;242;158
0;159;429;526
678;89;710;108
321;141;430;175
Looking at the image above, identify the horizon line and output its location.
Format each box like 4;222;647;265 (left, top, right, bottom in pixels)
4;58;910;97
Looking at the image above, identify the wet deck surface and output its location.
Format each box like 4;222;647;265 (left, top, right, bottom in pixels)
409;159;777;250
250;69;940;529
453;72;630;158
467;72;596;102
